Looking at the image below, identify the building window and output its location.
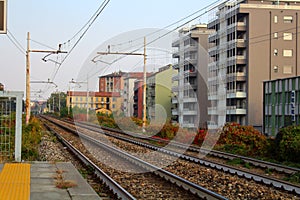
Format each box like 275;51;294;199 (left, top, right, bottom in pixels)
274;32;278;39
283;16;293;23
112;104;115;109
283;49;293;57
112;97;116;102
283;32;293;40
283;66;293;74
274;49;278;56
274;66;279;73
274;15;278;23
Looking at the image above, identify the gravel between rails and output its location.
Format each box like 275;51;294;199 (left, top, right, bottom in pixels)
38;123;118;200
67;120;300;200
43;120;202;200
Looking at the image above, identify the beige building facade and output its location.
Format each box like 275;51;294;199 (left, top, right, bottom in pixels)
207;0;300;130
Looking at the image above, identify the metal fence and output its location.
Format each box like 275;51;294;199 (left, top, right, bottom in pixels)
0;91;23;162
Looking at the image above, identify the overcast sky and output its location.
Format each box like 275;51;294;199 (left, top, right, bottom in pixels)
0;0;218;100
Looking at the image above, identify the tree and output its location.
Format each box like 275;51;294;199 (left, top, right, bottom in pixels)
47;92;67;114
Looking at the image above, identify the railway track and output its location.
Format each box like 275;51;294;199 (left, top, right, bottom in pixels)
74;119;300;175
41;116;227;200
41;116;300;199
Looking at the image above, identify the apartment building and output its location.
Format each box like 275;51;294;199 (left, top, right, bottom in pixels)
264;76;300;136
66;91;122;114
172;24;213;129
207;0;300;130
99;71;125;93
147;64;177;122
133;79;144;119
123;72;147;117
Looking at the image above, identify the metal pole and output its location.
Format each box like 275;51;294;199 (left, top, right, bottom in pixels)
58;92;61;115
86;74;89;122
25;32;31;124
142;37;147;129
15;92;23;162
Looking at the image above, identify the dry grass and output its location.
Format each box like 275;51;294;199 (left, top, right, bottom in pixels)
54;169;77;189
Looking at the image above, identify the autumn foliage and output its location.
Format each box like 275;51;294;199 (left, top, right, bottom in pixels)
215;122;269;157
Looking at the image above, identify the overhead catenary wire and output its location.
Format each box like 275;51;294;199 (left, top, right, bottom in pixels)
50;0;111;83
30;39;56;50
6;30;26;55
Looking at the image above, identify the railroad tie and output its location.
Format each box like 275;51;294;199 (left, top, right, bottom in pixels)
0;163;31;200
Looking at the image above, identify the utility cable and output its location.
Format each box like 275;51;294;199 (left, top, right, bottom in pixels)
6;29;26;55
51;0;111;82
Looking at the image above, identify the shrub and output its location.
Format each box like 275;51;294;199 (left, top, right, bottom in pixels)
22;117;43;160
274;126;300;162
215;123;269;157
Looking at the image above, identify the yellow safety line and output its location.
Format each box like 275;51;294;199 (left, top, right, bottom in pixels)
0;163;30;200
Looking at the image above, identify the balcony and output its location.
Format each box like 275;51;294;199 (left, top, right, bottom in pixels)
184;70;197;78
172;39;180;47
184;44;198;52
208;107;218;115
208;61;218;68
183;97;197;103
173;63;179;70
227;72;246;82
172;109;179;116
236;55;246;64
182;122;197;129
227;39;246;49
172;51;180;58
172;97;178;104
228;55;246;65
172;74;179;81
183;109;197;115
236;39;246;48
227;89;247;99
236;22;247;31
185;56;197;65
171;86;179;93
226;106;247;115
208;31;218;43
184;83;197;90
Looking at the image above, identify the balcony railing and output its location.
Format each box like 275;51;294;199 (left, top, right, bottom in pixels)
172;74;179;81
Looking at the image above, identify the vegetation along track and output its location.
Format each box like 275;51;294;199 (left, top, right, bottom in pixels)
41;116;227;200
41;116;300;199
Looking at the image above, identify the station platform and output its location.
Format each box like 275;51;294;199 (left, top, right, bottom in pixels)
0;162;101;200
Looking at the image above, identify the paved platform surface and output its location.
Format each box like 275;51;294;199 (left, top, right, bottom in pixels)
0;162;101;200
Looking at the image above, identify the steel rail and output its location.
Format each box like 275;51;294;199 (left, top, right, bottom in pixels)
73;119;300;175
42;116;228;200
42;121;136;200
57;118;300;195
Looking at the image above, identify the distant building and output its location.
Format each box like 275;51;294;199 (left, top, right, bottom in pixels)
123;72;146;117
147;64;177;122
133;79;144;119
207;0;300;130
66;91;122;114
99;71;125;93
263;76;300;136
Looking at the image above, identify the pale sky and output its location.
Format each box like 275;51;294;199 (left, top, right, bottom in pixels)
0;0;218;100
